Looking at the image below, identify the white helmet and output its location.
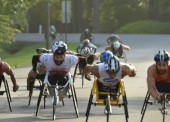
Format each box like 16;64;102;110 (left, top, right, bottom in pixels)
80;47;91;56
112;41;121;50
105;55;120;74
51;41;67;55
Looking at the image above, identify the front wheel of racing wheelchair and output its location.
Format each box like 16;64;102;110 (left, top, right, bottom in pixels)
35;72;79;120
85;79;129;122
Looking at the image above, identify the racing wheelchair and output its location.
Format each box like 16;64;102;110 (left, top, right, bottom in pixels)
85;79;128;122
140;91;169;122
0;75;12;112
35;72;79;120
73;48;96;88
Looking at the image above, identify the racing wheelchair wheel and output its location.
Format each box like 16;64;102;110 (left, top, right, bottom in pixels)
85;90;94;122
70;84;79;118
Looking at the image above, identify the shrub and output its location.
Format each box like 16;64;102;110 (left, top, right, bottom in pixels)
116;20;170;34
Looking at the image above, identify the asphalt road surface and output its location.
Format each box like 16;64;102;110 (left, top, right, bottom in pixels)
1;34;170;122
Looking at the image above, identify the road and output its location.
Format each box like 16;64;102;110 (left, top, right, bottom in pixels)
1;34;170;122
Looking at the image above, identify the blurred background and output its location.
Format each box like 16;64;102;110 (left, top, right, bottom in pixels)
1;0;170;67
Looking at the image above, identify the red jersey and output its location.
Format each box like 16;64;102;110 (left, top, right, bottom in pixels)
156;65;170;83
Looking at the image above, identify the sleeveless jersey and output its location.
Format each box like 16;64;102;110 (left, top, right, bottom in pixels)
39;54;78;77
156;65;170;83
97;62;122;87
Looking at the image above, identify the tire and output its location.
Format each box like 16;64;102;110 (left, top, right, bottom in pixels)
71;85;79;118
85;90;93;122
123;95;129;122
36;83;45;116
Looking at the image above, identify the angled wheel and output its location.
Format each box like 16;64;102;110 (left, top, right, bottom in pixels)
140;92;151;122
85;90;94;122
36;83;45;116
123;95;129;122
73;64;79;84
70;84;79;118
28;79;35;106
4;79;12;112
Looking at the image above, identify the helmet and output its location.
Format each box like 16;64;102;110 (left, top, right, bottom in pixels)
80;47;91;56
107;34;121;45
51;41;67;55
154;49;170;63
105;55;120;74
111;41;121;50
100;51;113;62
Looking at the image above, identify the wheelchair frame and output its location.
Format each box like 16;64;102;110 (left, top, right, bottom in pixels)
85;79;129;122
140;91;168;122
73;63;85;88
35;72;79;120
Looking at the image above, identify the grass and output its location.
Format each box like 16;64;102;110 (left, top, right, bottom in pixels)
0;42;78;68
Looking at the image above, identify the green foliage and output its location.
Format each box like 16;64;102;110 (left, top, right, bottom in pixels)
0;15;20;43
116;20;170;34
100;0;147;33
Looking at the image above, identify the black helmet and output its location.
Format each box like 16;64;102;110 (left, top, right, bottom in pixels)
51;41;67;55
154;49;170;63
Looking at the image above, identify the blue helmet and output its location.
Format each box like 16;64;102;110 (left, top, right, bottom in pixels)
100;51;113;62
105;54;120;74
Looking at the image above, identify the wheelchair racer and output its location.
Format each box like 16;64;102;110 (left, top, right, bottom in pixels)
30;41;87;101
80;28;93;43
105;34;130;58
147;49;170;102
76;39;97;54
26;48;50;91
0;59;19;92
78;46;100;81
83;54;136;113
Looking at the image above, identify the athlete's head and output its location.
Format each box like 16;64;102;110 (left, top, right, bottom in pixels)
82;39;90;47
51;41;67;65
105;54;120;75
154;49;170;74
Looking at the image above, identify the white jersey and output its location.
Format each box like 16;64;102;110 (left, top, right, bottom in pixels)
39;53;78;76
98;62;122;87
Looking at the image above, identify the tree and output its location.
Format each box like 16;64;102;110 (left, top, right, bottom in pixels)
0;0;41;44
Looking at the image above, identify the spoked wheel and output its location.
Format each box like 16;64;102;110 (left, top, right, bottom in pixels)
70;85;79;118
85;90;94;122
123;95;129;122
